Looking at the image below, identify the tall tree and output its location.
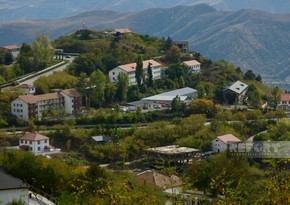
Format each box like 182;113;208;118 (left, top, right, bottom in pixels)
17;43;34;73
270;86;283;109
164;45;181;64
116;73;129;102
147;62;153;87
32;34;54;71
135;55;143;87
90;70;106;107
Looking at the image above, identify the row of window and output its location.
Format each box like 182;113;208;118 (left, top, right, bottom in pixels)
29;147;41;151
13;103;23;107
20;139;48;144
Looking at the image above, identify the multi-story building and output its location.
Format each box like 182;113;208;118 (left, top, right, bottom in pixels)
109;59;161;85
182;60;201;73
11;89;81;120
1;45;21;59
17;84;36;95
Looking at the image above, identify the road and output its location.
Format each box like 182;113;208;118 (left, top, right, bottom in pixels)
19;57;75;85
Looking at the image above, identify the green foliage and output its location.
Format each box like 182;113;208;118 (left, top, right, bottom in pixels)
34;71;77;94
135;55;143;87
116;73;129;102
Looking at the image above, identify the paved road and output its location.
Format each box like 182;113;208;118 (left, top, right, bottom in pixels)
20;57;75;85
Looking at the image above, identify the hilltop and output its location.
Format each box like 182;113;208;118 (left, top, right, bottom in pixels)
1;5;290;86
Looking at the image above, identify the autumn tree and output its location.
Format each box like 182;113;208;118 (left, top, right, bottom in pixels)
164;45;181;64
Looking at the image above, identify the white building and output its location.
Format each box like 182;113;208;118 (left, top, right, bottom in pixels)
211;134;241;153
182;60;201;73
223;80;248;104
0;168;29;205
277;93;290;110
109;59;161;85
19;132;50;155
139;87;197;107
18;84;36;95
11;89;81;120
1;45;21;59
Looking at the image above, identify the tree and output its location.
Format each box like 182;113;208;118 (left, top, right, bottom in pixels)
17;43;34;73
163;36;173;51
4;52;13;65
270;87;283;109
89;70;106;107
255;74;262;82
244;70;256;80
164;45;181;64
147;62;153;87
171;95;185;113
32;34;54;71
135;55;143;87
116;73;129;102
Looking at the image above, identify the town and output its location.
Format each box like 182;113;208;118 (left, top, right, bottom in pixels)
0;28;289;204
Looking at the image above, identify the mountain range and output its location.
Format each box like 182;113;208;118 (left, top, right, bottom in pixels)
0;4;290;87
0;0;290;24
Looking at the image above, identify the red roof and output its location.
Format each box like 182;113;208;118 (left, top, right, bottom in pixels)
117;59;161;73
20;132;48;141
18;93;63;104
183;60;201;67
18;84;34;89
61;89;81;97
2;45;21;50
216;134;241;144
281;93;290;101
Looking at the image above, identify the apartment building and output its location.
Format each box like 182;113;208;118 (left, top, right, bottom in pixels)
109;59;161;85
11;89;81;120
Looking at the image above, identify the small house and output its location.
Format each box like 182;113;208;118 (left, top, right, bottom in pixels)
212;134;241;153
19;132;50;155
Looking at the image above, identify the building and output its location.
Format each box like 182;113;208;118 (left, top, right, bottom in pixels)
91;136;111;144
223;80;248;104
114;28;132;34
109;59;161;85
1;45;21;59
0;167;29;205
19;132;49;155
182;60;201;73
11;88;81;120
211;134;241;153
18;84;36;95
278;93;290;110
138;87;197;108
173;41;189;53
145;145;200;164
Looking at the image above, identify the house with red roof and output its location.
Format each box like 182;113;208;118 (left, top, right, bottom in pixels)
182;60;201;73
17;84;36;95
109;59;161;85
211;134;241;153
277;93;290;110
1;45;21;59
19;132;50;155
11;88;81;120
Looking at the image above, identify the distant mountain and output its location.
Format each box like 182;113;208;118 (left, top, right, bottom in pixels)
0;4;290;87
0;0;289;24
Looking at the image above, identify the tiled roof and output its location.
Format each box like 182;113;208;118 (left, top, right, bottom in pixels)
1;45;21;50
281;93;290;101
224;80;248;94
20;132;49;141
61;89;81;97
216;134;241;144
117;60;161;72
114;28;132;33
183;60;201;67
18;84;34;89
0;167;28;190
18;92;63;104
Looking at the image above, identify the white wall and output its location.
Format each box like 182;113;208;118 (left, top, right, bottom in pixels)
19;139;49;154
0;189;29;205
61;92;74;114
109;67;126;83
11;98;29;120
211;138;227;153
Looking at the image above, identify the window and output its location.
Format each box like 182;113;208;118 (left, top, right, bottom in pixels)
21;140;23;143
25;140;27;144
38;147;40;151
30;141;32;145
38;141;40;144
113;72;115;75
29;147;32;151
44;139;47;143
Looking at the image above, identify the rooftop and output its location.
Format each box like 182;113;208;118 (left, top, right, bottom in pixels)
18;92;63;104
183;60;201;67
216;134;241;144
61;88;81;98
116;59;161;73
114;28;132;33
146;145;200;155
20;132;49;141
18;84;34;89
0;167;28;190
1;45;21;50
224;80;248;94
281;93;290;101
